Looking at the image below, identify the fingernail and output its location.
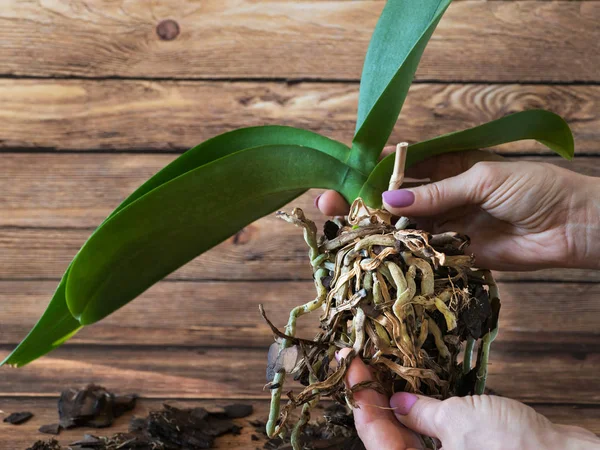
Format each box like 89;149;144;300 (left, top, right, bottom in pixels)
314;194;322;209
382;189;415;208
334;351;341;363
390;392;418;415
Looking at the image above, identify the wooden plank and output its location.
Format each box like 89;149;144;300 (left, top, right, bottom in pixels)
1;398;598;449
1;280;599;348
1;80;599;153
1;155;599;282
0;2;598;82
2;154;597;230
1;210;598;283
0;345;599;403
1;80;599;152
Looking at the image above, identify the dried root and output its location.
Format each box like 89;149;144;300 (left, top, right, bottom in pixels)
263;199;501;449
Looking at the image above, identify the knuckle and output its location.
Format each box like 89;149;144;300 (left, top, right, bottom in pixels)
471;160;498;179
425;182;444;203
468;161;505;201
433;397;462;427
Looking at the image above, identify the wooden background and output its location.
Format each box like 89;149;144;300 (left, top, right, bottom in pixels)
1;0;599;447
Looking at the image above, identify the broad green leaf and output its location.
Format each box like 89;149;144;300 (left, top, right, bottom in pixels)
359;110;575;206
1;126;350;366
66;145;366;325
1;270;82;367
110;126;350;219
350;0;452;170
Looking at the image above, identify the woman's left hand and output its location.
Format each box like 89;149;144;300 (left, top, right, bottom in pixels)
337;348;600;450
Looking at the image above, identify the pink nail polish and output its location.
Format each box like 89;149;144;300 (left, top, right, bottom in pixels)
314;194;322;209
334;351;341;363
390;392;418;415
382;190;415;208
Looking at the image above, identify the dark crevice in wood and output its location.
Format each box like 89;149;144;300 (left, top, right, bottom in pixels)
0;73;360;84
529;403;600;410
493;341;600;356
498;152;600;159
0;343;262;353
0;396;598;411
0;147;187;154
493;279;600;285
3;341;599;354
1;149;600;157
0;73;600;86
1;275;598;284
0;225;97;232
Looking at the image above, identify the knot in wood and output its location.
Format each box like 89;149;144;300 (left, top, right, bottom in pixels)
156;19;180;41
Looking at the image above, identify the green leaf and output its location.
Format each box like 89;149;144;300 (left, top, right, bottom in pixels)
1;270;82;367
2;126;350;366
66;145;366;325
110;126;351;219
359;110;575;206
350;0;452;170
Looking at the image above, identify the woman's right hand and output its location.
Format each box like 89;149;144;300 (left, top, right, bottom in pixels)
317;151;600;271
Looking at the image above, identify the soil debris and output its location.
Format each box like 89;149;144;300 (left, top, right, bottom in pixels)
38;423;61;435
3;410;33;424
256;404;365;450
27;402;255;450
58;384;137;429
224;403;254;419
26;439;62;450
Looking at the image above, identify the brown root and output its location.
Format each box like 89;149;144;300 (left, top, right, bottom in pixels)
264;199;501;449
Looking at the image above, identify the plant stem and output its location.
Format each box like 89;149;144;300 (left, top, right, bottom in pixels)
266;267;328;438
463;337;475;375
388;142;408;192
291;374;318;450
290;345;335;450
474;326;499;395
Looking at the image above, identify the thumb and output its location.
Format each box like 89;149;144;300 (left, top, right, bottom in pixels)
337;349;423;450
390;393;446;440
390;393;542;448
382;164;491;217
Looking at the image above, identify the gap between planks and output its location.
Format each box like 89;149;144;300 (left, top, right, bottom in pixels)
2;74;600;86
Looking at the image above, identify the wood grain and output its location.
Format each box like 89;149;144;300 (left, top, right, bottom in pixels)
1;398;598;449
1;155;599;282
3;223;598;283
1;280;599;348
0;345;599;403
0;1;597;82
1;80;599;152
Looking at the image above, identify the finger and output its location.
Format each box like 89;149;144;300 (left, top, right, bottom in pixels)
337;348;423;450
390;392;445;440
382;163;496;217
316;190;350;216
381;145;396;160
405;150;503;181
382;175;473;217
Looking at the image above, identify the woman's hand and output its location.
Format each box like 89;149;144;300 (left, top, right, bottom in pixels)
338;349;600;450
316;150;600;271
